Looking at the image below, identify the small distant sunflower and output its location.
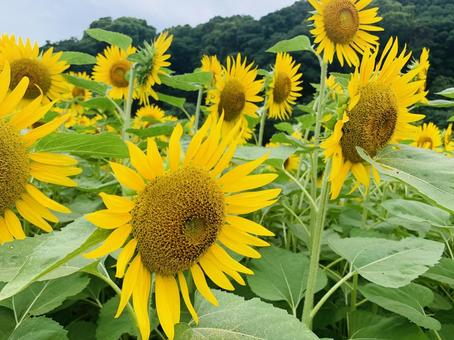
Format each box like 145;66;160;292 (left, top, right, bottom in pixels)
445;123;454;152
84;116;279;340
201;55;223;87
266;53;303;120
321;38;426;198
308;0;383;66
0;35;68;104
132;104;176;129
61;72;93;127
413;122;442;151
326;75;343;98
93;45;136;100
208;54;264;142
135;32;173;104
0;62;80;243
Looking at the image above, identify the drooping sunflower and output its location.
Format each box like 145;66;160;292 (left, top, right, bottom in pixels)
0;34;68;104
266;53;303;120
321;38;426;198
93;45;136;100
132;104;176;129
308;0;383;66
208;54;264;142
135;32;173;104
0;62;80;243
413;122;442;151
445;123;454;152
84;115;279;340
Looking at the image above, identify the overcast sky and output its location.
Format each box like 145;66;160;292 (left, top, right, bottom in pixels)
0;0;298;44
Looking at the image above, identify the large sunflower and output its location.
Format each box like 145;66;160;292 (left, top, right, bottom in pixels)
308;0;383;66
0;62;80;243
135;32;173;104
84;115;279;340
208;54;264;142
321;38;426;198
93;45;136;100
413;122;442;151
0;35;68;104
266;52;303;120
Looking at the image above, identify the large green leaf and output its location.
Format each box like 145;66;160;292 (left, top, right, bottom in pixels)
127;121;177;138
358;145;454;213
0;219;107;300
62;74;108;96
425;99;454;108
0;273;90;318
382;199;451;228
161;72;212;91
247;247;327;311
9;316;67;340
235;145;296;168
267;35;312;53
80;97;116;112
328;237;444;288
96;296;139;340
0;307;15;340
157;92;186;110
85;28;132;50
66;321;96;340
436;87;454;99
35;132;128;159
60;52;96;65
423;257;454;286
359;283;440;330
174;290;318;339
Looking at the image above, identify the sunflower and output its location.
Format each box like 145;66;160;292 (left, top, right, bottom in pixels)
135;32;173;104
326;75;343;98
84;115;279;340
201;55;223;87
308;0;383;66
445;124;454;152
208;54;264;142
413;48;430;102
321;38;426;198
93;45;136;100
413;122;442;151
0;34;68;105
266;53;303;120
132;104;175;129
0;62;80;243
61;71;93;128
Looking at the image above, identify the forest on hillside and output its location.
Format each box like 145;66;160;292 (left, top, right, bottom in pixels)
44;0;454;124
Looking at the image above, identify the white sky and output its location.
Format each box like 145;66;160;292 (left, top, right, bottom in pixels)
1;0;298;44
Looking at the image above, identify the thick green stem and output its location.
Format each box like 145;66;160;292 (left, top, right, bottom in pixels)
122;67;135;141
193;88;203;133
257;100;268;146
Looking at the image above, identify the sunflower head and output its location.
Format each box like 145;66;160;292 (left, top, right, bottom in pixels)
413;122;442;151
201;55;223;85
85;116;279;340
321;38;426;198
0;35;68;104
266;53;303;120
308;0;383;66
132;105;175;130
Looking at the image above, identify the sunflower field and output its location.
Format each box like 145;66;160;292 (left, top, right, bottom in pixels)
1;0;454;339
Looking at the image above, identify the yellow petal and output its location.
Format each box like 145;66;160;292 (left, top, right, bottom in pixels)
85;210;131;229
222;174;278;193
115;255;141;318
126;141;155;180
133;261;151;340
110;162;145;192
0;77;29;118
116;239;137;278
29;152;77;166
85;224;131;258
22;114;70;147
190;263;218;306
4;209;25;240
99;193;134;213
199;254;234;291
147;138;164;176
177;272;199;324
218;230;261;258
209;244;253;275
0;217;13;243
218;154;268;187
155;274;180;340
225;215;274;236
168;124;183;172
15;200;52;232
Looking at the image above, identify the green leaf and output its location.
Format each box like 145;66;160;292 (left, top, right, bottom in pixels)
60;52;96;65
425;99;454;108
0;307;15;340
328;237;444;288
267;35;312;53
358;145;454;213
96;296;139;340
423;257;454;287
359;283;440;330
35;132;128;159
157;92;186;110
62;74;108;96
0;273;90;318
382;199;451;228
235;145;296;168
175;290;319;340
66;321;96;340
85;28;132;50
127;121;178;138
161;72;212;91
247;247;327;310
80;97;116;112
10;316;68;340
436;88;454;99
0;218;107;300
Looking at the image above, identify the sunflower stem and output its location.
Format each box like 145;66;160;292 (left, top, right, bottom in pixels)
257;99;268;146
122;66;136;141
193;88;203;133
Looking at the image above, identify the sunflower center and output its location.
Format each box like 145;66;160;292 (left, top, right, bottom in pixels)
417;136;433;149
323;0;359;44
340;81;398;163
273;72;292;104
10;59;52;99
218;79;246;122
109;61;130;88
131;166;225;275
71;87;86;99
0;120;30;215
